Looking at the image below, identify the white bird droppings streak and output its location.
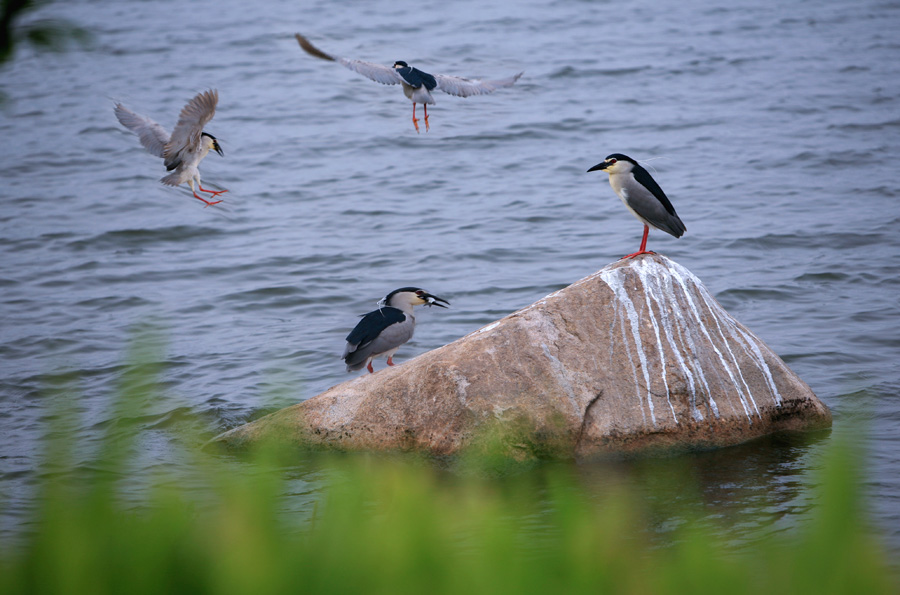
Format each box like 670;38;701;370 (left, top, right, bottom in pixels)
667;263;752;421
636;261;714;420
638;259;710;422
688;272;761;418
615;299;648;425
543;288;566;300
665;270;717;419
600;268;656;426
475;321;500;334
634;261;679;424
727;320;784;406
661;266;718;421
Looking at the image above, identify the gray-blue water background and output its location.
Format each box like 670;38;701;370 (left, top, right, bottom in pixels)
1;0;899;552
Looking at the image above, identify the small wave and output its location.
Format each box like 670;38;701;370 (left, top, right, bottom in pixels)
548;65;649;79
67;226;227;251
828;119;900;132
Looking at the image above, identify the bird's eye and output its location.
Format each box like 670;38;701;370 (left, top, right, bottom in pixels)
608;158;617;164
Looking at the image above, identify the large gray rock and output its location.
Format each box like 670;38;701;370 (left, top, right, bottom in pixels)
215;254;831;457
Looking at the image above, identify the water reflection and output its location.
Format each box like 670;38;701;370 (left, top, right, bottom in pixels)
574;430;833;546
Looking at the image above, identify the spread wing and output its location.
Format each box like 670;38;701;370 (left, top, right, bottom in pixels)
295;33;404;86
114;103;170;158
434;71;523;97
164;89;218;170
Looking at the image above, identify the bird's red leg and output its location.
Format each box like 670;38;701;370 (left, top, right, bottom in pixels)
387;356;395;366
623;225;655;259
198;184;228;198
191;187;222;207
367;361;375;374
412;103;420;133
423;104;430;131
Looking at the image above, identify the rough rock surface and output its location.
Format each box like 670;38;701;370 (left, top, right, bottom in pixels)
214;254;831;457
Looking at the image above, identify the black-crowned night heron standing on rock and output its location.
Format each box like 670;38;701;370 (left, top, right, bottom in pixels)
114;89;226;207
343;287;449;373
295;33;523;133
588;153;686;259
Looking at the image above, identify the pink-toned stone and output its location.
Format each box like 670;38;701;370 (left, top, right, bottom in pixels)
214;254;831;457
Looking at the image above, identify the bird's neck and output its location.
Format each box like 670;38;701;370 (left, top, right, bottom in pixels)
387;301;416;316
608;172;628;192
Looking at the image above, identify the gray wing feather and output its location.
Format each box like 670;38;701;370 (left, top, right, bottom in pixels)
344;319;414;366
296;33;403;86
434;71;523;97
337;58;404;86
366;321;414;356
342;323;414;370
114;104;169;158
622;185;686;238
164;89;218;170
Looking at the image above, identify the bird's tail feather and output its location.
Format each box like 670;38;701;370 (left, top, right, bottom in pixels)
160;171;182;187
345;358;369;372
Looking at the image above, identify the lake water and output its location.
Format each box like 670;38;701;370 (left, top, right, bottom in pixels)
1;0;899;552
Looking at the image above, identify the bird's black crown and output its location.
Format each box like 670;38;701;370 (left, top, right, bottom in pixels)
384;286;424;302
605;153;636;164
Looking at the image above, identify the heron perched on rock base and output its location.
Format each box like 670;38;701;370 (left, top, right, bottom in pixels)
343;287;449;373
588;153;686;259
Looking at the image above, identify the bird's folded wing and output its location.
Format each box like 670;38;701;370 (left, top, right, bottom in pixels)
365;321;414;357
345;308;407;349
435;71;523;97
114;104;169;158
632;166;678;216
296;33;403;86
164;89;218;169
622;184;686;237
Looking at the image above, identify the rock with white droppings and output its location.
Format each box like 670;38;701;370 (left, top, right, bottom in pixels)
214;254;831;457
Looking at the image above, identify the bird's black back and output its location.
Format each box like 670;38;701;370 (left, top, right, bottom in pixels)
396;65;437;90
345;307;406;348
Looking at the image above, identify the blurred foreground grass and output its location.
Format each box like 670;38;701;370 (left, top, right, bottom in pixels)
0;336;896;594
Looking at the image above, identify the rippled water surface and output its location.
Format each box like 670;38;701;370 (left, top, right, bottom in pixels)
2;0;899;550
